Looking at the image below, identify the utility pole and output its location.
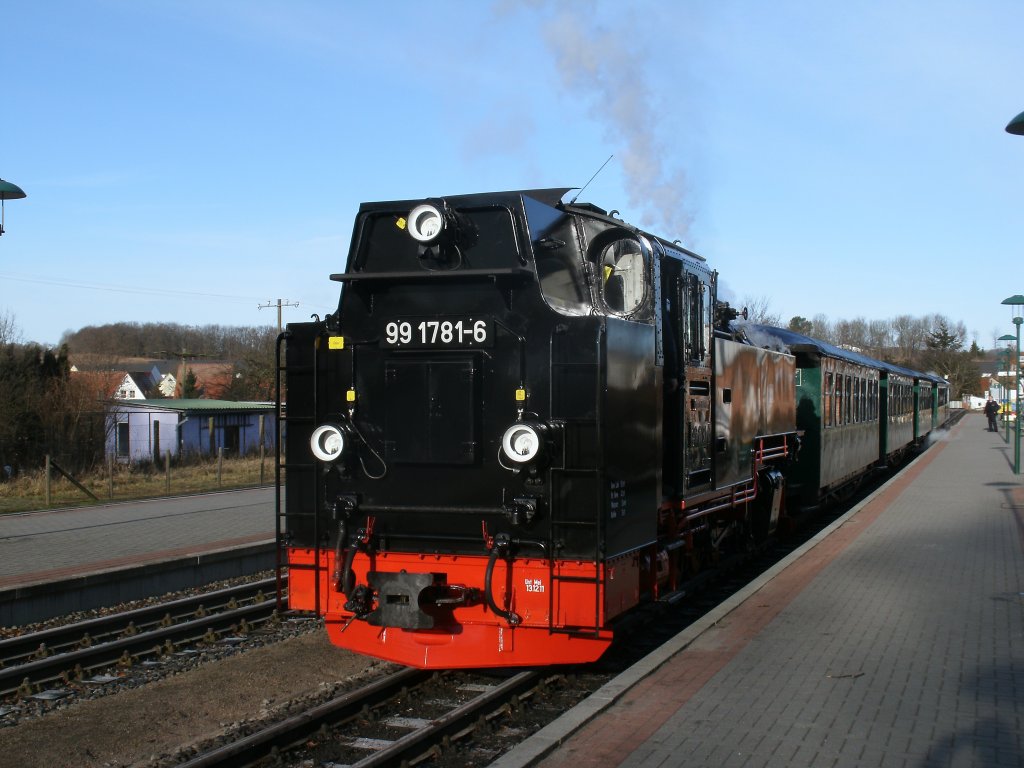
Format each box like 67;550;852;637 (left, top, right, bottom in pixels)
258;299;299;332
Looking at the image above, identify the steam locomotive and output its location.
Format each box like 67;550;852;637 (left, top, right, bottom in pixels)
277;188;948;668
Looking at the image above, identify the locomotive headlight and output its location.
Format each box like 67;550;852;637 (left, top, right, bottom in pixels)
407;203;445;244
310;423;348;462
501;422;546;464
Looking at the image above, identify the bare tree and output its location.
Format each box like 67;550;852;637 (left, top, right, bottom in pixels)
834;317;869;352
811;314;834;344
866;319;892;360
63;321;276;361
741;295;782;327
890;315;928;366
0;310;21;346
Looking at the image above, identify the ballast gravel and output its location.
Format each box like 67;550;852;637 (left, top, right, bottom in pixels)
0;630;382;767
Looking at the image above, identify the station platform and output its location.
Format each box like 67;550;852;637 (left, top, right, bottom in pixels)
496;412;1024;768
0;487;276;626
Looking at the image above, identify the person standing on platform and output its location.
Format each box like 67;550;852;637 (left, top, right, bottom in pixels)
984;397;999;431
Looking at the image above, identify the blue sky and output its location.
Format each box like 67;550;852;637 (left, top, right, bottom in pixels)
1;1;1022;350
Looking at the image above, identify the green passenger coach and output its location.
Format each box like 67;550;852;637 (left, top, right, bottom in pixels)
740;325;949;511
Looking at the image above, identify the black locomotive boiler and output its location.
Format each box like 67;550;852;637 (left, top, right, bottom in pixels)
278;188;806;668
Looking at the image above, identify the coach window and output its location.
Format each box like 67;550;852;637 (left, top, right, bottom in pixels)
835;374;844;426
825;372;834;427
597;236;650;318
844;376;852;424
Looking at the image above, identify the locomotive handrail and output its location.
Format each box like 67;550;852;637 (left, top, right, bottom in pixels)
679;485;758;525
668;432;796;531
358;503;508;515
751;432;795;463
339;528;549;557
757;446;790;462
329;266;535;283
493;316;527;390
273;330;289;613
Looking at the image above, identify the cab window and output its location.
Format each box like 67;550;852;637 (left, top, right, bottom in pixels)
526;197;591;316
597;236;649;317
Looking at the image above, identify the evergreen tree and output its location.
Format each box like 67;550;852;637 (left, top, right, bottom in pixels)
0;342;86;472
788;316;814;335
923;319;972;398
181;367;201;398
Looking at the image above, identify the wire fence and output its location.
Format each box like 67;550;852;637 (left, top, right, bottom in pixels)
0;449;277;514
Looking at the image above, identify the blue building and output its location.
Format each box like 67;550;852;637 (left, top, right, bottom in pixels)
105;399;277;463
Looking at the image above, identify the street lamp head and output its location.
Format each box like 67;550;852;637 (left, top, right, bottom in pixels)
0;178;27;237
0;179;26;200
1008;110;1024;136
1002;295;1024;322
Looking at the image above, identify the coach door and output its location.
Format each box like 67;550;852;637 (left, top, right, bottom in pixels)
659;257;714;495
681;270;713;490
660;257;684;498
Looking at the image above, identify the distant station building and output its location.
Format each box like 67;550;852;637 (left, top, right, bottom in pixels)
105;399;277;463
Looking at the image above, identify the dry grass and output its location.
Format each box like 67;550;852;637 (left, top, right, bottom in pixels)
0;455;277;514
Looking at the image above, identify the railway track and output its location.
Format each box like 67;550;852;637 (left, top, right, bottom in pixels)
157;453;933;767
0;576;283;699
174;666;600;768
161;501;865;766
4;440;952;763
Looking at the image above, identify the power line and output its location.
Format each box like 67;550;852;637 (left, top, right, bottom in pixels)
0;271;264;304
258;299;299;331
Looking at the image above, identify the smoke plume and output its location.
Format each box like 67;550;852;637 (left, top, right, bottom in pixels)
540;6;692;239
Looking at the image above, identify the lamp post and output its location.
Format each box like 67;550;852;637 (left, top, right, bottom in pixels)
0;178;27;236
999;334;1015;442
1000;297;1024;474
1001;115;1024;471
1008;110;1024;135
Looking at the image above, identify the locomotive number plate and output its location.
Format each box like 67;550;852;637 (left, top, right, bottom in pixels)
381;317;493;349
